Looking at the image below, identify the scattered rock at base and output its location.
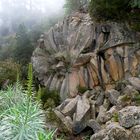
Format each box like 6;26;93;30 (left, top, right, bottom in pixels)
119;106;140;128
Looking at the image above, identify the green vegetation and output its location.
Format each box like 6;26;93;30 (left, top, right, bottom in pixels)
89;0;131;21
89;0;140;31
0;64;55;140
37;87;60;109
112;112;119;122
133;95;140;105
64;0;81;14
120;95;131;102
0;85;55;140
77;85;88;94
14;24;34;65
0;59;20;88
130;0;140;8
64;0;89;14
0;0;64;82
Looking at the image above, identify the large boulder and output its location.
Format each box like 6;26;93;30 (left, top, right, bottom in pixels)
119;106;140;128
128;77;140;91
32;12;140;100
90;122;129;140
105;89;120;105
54;94;91;134
130;125;140;140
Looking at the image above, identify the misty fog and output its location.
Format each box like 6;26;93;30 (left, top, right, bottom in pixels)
0;0;65;33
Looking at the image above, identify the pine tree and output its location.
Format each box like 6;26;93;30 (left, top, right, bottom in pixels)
14;24;33;65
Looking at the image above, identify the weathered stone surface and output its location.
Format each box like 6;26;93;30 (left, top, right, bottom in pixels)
117;85;140;107
117;95;131;108
119;106;140;128
90;122;129;140
60;78;68;101
87;119;101;133
61;95;80;116
72;121;87;135
106;89;120;105
54;110;73;133
106;123;129;140
107;54;119;81
75;95;90;122
54;94;92;134
122;85;139;96
95;91;104;106
106;106;118;120
97;105;109;123
130;125;140;140
32;11;140;100
90;129;106;140
103;98;110;109
128;77;140;91
69;71;79;97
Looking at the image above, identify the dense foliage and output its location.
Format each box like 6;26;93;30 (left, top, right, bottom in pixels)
89;0;140;31
14;24;34;65
0;64;55;140
0;59;20;88
89;0;130;21
89;0;140;21
64;0;89;14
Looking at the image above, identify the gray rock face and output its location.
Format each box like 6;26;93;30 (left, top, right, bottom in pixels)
130;125;140;140
90;129;106;140
32;11;140;100
90;122;129;140
30;9;140;140
119;106;140;128
97;105;109;123
54;94;91;134
61;95;80;116
128;77;140;91
87;119;101;133
105;123;129;140
106;89;120;105
117;85;140;108
54;81;140;138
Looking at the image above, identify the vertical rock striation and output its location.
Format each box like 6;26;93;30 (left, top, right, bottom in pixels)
32;12;140;100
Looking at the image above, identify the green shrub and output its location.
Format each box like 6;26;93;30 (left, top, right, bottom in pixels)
120;94;131;102
128;10;140;31
89;0;130;21
36;87;60;109
0;59;21;88
0;64;55;140
77;86;88;94
89;0;140;32
133;95;140;105
130;0;140;8
0;84;50;140
112;112;119;122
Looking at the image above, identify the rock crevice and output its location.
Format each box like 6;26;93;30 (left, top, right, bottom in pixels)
32;12;140;100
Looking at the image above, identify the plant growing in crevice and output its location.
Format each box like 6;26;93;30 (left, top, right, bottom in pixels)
112;112;119;122
77;85;89;94
133;95;140;105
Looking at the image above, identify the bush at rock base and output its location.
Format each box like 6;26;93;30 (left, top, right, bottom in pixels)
0;59;20;88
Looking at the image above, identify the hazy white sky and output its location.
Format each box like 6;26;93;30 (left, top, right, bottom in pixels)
41;0;65;15
0;0;65;15
0;0;66;26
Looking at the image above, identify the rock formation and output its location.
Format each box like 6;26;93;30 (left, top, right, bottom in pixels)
32;11;140;139
54;77;140;139
32;12;140;101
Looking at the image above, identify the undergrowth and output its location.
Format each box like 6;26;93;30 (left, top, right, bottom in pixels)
0;63;55;140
